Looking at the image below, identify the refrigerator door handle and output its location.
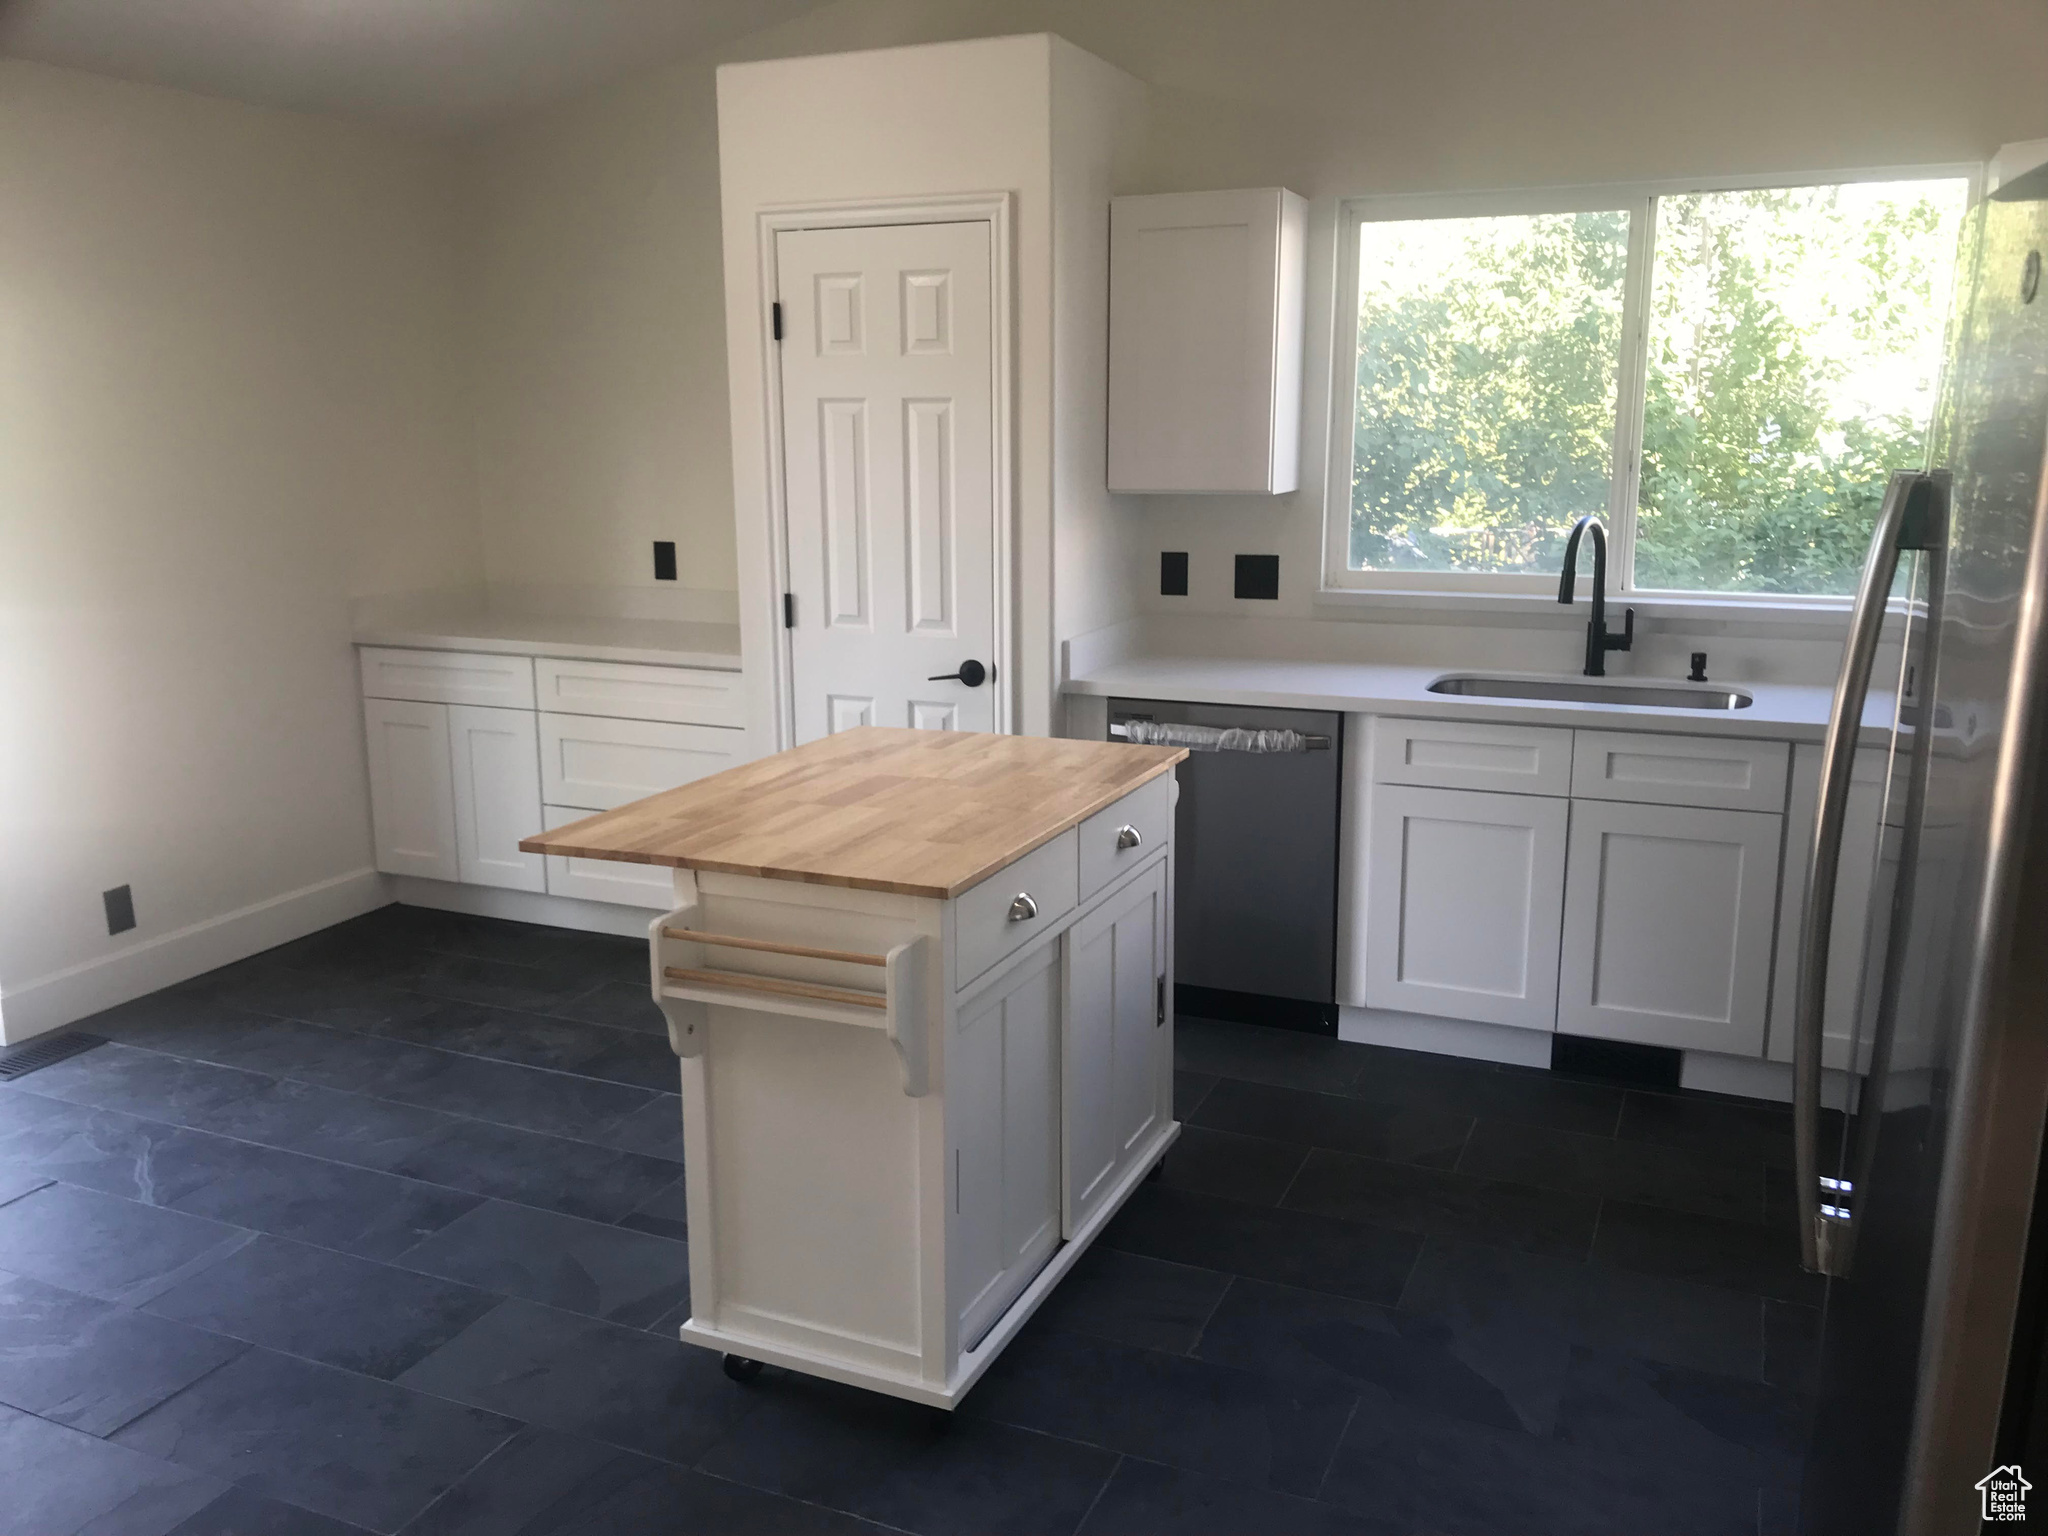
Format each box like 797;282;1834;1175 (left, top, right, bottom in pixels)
1794;470;1944;1276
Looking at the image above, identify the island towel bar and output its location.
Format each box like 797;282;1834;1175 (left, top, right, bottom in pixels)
662;965;886;1011
660;928;887;967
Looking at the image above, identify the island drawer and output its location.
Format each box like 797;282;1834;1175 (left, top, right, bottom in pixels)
1571;731;1789;813
360;647;535;710
956;830;1079;991
535;657;745;728
540;712;746;811
1078;772;1176;901
1371;717;1574;796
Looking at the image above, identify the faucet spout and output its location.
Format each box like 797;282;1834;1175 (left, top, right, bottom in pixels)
1557;515;1631;677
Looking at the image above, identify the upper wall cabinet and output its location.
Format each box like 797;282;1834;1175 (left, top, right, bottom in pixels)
1108;188;1307;495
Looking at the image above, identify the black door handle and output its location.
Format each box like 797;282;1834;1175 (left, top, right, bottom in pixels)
927;660;988;687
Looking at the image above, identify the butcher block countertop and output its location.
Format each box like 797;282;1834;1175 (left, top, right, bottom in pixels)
519;726;1187;899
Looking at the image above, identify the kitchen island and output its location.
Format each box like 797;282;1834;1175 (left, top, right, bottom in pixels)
521;726;1186;1407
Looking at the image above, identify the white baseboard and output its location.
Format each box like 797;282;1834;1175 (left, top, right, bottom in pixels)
0;868;390;1046
388;877;658;939
1338;1005;1553;1068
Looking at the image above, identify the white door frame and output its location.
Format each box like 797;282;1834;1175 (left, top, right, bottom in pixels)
755;192;1017;749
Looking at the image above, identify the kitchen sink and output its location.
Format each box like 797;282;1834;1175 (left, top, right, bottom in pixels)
1428;673;1755;710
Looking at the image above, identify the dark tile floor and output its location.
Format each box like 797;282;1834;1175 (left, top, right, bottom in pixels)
0;904;1817;1535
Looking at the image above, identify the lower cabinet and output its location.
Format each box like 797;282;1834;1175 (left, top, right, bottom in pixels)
950;943;1064;1353
1557;799;1782;1054
364;698;459;882
1362;784;1568;1030
1062;860;1170;1234
363;698;543;892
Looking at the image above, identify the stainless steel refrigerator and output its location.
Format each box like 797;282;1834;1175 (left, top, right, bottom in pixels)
1796;162;2048;1533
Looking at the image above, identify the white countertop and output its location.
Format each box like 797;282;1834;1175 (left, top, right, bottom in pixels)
1064;653;1885;743
353;610;742;670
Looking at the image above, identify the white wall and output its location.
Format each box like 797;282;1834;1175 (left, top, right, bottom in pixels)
0;60;480;1039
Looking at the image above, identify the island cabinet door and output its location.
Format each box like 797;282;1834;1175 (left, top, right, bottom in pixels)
1062;860;1168;1235
949;944;1062;1354
1363;785;1569;1030
1557;800;1782;1055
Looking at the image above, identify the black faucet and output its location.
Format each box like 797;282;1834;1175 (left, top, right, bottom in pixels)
1557;514;1634;677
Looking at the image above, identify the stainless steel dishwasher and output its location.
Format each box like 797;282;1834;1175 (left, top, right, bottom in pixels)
1108;698;1342;1034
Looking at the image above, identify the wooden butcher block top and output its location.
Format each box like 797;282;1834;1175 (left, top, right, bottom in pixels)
519;726;1187;899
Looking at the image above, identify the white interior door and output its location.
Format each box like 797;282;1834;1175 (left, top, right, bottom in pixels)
776;220;996;742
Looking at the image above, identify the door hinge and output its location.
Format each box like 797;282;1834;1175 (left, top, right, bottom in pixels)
1156;975;1166;1026
782;592;795;629
771;302;783;341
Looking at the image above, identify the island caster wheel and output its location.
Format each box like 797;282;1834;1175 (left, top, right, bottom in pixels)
722;1354;764;1384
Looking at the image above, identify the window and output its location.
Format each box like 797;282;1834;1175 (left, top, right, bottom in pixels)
1328;174;1971;601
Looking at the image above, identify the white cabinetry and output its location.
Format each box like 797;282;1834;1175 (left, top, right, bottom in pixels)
1557;800;1783;1055
1363;784;1567;1030
364;698;458;881
1108;187;1307;494
448;706;546;893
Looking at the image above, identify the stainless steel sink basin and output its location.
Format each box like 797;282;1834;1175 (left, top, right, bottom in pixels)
1427;674;1754;710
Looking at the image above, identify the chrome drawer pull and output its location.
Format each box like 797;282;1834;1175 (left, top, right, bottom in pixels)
1115;824;1142;851
1007;893;1039;922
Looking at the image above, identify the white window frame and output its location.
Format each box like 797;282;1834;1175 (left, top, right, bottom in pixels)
1320;164;1981;620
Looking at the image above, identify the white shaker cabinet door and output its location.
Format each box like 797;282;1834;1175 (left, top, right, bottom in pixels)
364;698;457;882
1363;785;1568;1030
1062;859;1169;1236
448;705;545;893
950;944;1062;1355
1558;800;1782;1055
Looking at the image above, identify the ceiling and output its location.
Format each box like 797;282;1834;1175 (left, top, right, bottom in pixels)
0;0;832;130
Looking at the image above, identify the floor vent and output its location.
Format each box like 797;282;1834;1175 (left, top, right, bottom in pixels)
0;1032;105;1081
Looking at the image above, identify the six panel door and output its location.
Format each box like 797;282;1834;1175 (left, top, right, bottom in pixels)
1363;785;1569;1030
1557;799;1783;1055
776;220;997;742
1062;860;1168;1235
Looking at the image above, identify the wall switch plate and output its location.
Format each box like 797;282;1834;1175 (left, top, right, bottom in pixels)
1160;551;1189;596
1234;554;1279;600
103;885;135;936
653;541;677;581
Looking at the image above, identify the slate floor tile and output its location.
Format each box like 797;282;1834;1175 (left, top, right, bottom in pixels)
1153;1125;1307;1206
194;1079;452;1172
1173;1070;1218;1119
614;1173;688;1242
0;1090;221;1207
397;1299;752;1466
1103;1184;1420;1305
396;952;590;1016
1591;1199;1823;1305
1457;1116;1765;1223
0;1182;256;1305
144;1235;499;1380
1318;1385;1759;1536
1764;1299;1821;1395
1074;1457;1402;1536
401;1425;887;1536
1171;1018;1367;1094
0;1401;226;1536
1282;1147;1599;1259
20;1044;271;1124
388;1118;679;1223
1759;1484;1801;1536
168;1486;374;1535
546;980;668;1035
112;1348;519;1534
1555;1345;1807;1489
0;1170;53;1207
0;1269;248;1435
396;1200;692;1328
967;1325;1356;1497
1194;1276;1566;1437
699;1372;1117;1536
1616;1090;1817;1169
1190;1078;1470;1168
596;1094;685;1161
1026;1246;1232;1355
1345;1047;1626;1137
1400;1236;1765;1381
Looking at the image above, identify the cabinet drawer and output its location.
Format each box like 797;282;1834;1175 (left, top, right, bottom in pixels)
955;831;1079;991
539;713;745;811
1571;731;1789;813
1371;717;1574;796
359;647;535;709
540;805;676;908
1077;772;1176;902
535;657;745;728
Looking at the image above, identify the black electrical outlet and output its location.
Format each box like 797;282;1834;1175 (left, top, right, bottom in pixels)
1160;551;1189;596
653;541;677;581
1234;553;1279;600
103;885;135;936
